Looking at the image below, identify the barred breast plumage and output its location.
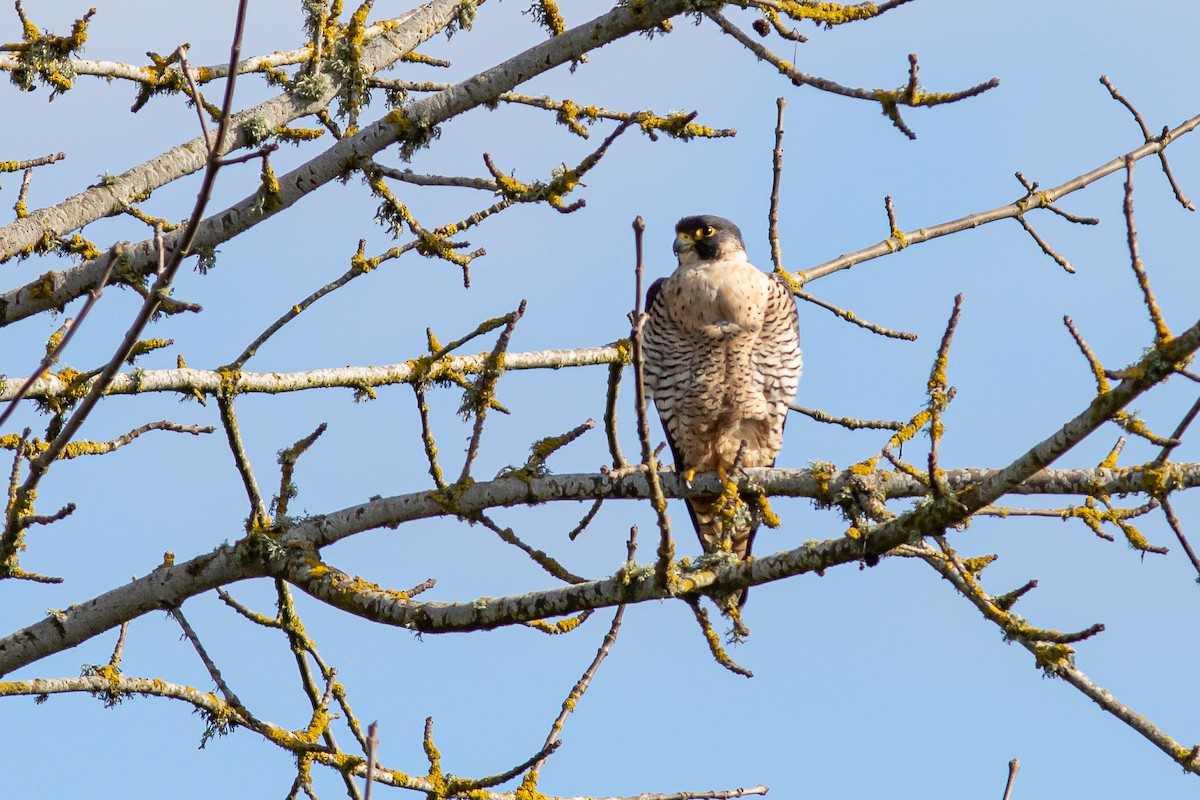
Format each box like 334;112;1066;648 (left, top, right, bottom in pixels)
642;215;801;604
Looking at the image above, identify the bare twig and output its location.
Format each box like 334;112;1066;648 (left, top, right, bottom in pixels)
533;604;627;773
794;289;918;340
229;239;417;370
1014;171;1099;225
364;722;378;800
170;605;244;710
474;512;587;584
1101;75;1195;211
705;10;996;138
0;152;66;172
218;395;270;530
175;45;213;151
1122;156;1172;343
1160;497;1200;583
2;421;213;461
789;404;904;431
797;110;1200;284
1001;758;1020;800
603;360;630;469
904;52;919;102
1154;395;1200;466
567;498;604;541
630;217;675;587
768;96;786;272
108;622;130;668
1015;213;1075;273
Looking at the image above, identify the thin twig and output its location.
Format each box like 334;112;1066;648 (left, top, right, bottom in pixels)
1122;156;1171;343
1014;171;1099;225
453;741;560;792
457;302;525;484
275;581;372;770
1001;758;1020;800
603;361;630;469
1154;395;1200;465
706;9;996;109
1015;214;1076;273
904;53;919;102
789;404;903;430
567;498;604;541
364;722;378;800
0;244;122;430
1063;316;1108;391
229;239;418;369
414;385;447;489
474;512;587;584
768;97;786;272
367;79;736;141
274;424;328;520
1160;497;1200;583
884;195;900;239
794;289;917;340
533;604;627;773
630;217;675;587
175;45;213;151
170;605;244;710
0;152;66;172
797;110;1200;284
108;622;130;667
926;295;963;498
520;419;595;475
218;143;279;167
14;167;33;218
1;421;213;461
1101;75;1195;211
218;395;270;530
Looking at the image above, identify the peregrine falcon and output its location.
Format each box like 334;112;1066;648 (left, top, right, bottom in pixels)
642;215;802;596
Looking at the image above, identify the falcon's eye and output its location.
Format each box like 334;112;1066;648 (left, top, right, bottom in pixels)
701;225;716;237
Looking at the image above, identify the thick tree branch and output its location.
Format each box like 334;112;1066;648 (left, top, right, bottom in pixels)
0;0;691;325
0;1;463;264
1;345;628;402
3;447;1198;677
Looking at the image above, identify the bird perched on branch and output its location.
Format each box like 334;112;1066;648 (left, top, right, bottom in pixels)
642;215;802;605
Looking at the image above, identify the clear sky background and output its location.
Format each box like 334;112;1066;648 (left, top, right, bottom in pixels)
2;1;1199;798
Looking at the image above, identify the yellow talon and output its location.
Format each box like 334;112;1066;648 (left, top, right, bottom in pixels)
683;468;697;485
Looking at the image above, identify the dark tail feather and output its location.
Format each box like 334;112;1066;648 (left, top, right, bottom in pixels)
686;495;759;608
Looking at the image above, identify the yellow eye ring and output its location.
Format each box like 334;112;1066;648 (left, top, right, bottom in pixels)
700;225;716;237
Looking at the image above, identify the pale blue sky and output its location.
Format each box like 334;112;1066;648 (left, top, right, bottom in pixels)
2;1;1199;797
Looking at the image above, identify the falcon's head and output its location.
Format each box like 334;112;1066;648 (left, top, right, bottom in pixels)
673;215;746;265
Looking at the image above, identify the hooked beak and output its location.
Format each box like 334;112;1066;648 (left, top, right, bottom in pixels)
672;233;692;255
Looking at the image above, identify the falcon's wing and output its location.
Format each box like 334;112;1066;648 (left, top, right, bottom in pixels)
752;274;803;467
645;277;666;315
642;277;687;471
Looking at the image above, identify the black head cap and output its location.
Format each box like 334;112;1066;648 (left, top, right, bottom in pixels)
673;215;746;261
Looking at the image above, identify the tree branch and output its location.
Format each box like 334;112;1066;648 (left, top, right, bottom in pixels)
797;109;1200;284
